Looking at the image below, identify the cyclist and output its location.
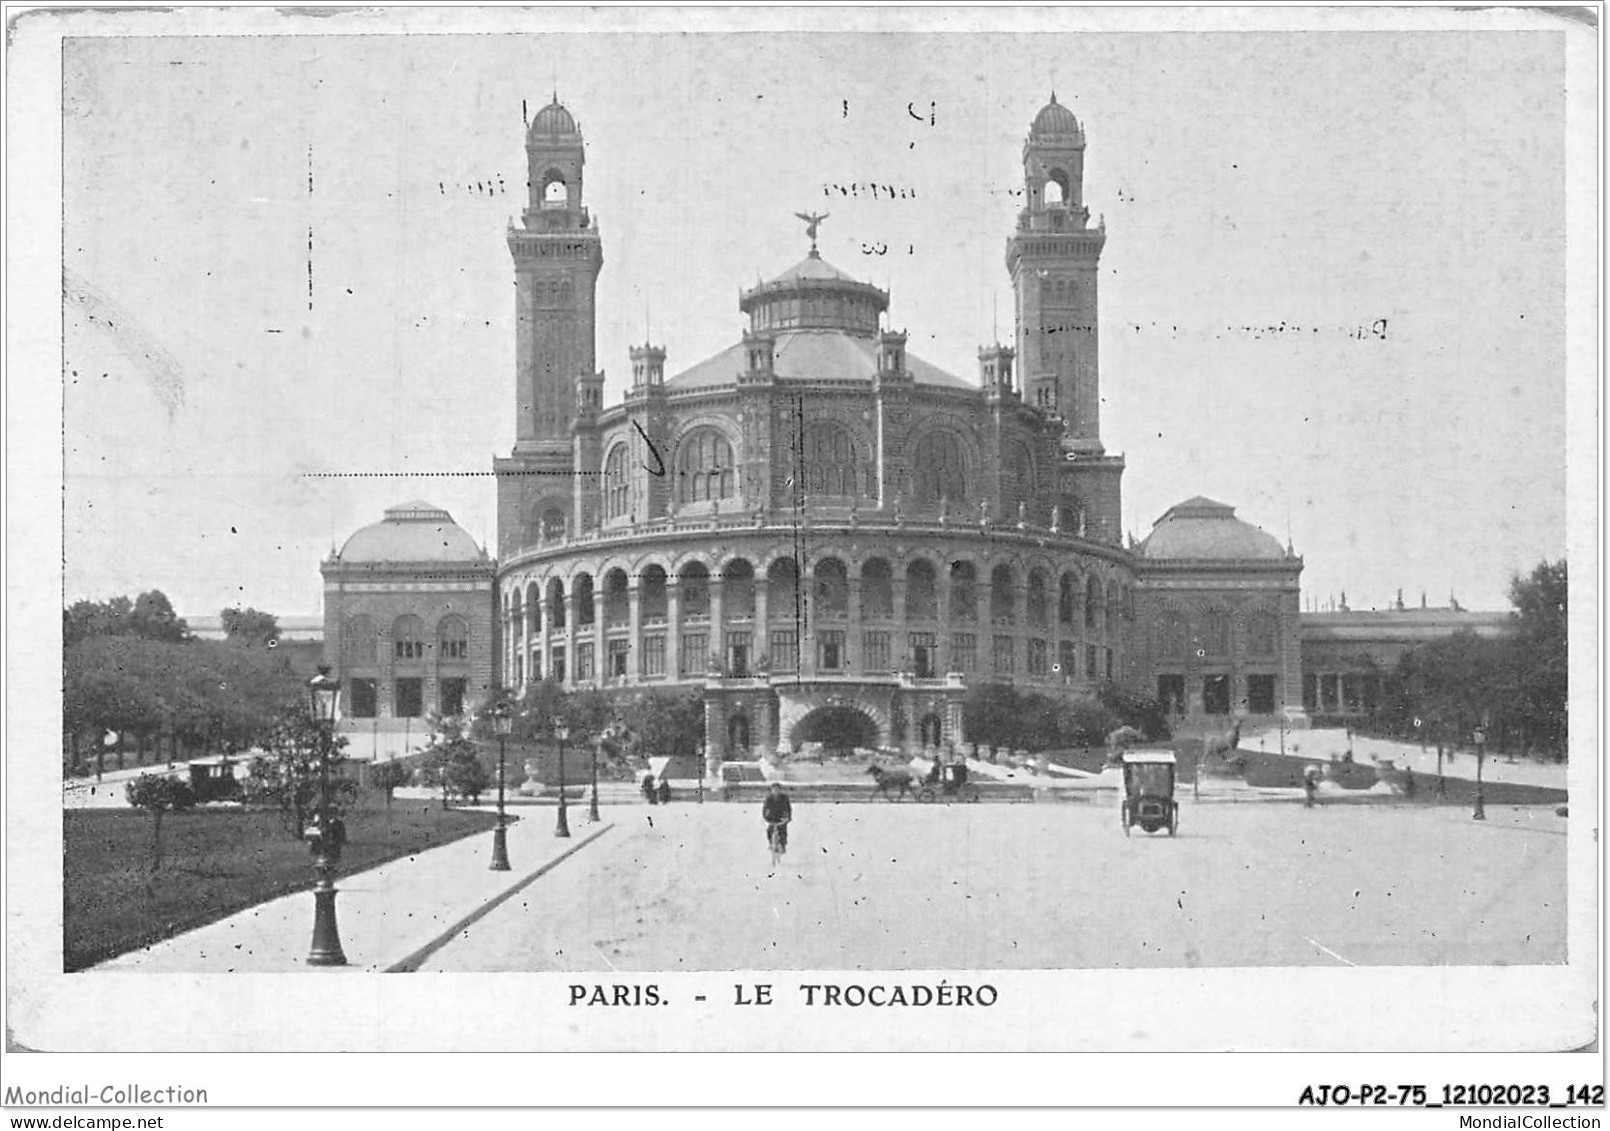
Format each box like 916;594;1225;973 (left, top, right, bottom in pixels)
762;781;792;861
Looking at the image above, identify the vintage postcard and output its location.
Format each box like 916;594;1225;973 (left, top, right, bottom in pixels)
5;3;1600;1109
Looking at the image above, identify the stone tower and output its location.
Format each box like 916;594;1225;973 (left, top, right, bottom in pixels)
1006;93;1106;456
496;98;605;556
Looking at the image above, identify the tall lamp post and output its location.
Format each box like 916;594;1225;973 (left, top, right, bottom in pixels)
1472;725;1487;821
306;666;347;967
554;719;572;838
490;701;513;871
588;727;604;823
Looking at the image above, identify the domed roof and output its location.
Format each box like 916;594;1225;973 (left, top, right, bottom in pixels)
530;98;578;136
336;500;486;563
1031;93;1082;137
1139;497;1287;561
767;251;859;285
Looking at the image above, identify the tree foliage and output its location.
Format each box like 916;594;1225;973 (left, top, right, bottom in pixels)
963;681;1170;753
125;773;196;872
63;597;300;775
370;760;411;807
1380;559;1568;757
246;708;355;838
220;606;281;648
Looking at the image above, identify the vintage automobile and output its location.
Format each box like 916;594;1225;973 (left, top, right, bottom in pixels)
1120;750;1179;836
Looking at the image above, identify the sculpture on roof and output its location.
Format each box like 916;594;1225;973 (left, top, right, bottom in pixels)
794;210;829;253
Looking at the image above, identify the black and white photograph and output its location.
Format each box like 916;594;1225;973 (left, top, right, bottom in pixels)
4;2;1600;1109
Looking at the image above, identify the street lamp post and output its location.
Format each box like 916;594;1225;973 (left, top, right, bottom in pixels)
554;719;572;838
588;731;603;824
490;701;513;871
697;742;705;804
306;666;347;967
1473;726;1487;821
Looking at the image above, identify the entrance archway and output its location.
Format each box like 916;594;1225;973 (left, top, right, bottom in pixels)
791;705;879;756
728;712;751;754
919;713;943;747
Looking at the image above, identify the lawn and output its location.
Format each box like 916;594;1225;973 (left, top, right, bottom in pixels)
63;797;500;971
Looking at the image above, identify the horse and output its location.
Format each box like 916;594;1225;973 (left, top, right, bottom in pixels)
866;764;919;802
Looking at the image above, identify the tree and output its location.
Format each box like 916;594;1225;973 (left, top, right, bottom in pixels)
370;760;411;808
418;715;488;807
442;743;491;805
220;606;281;648
962;682;1022;752
1097;682;1172;741
125;773;196;873
246;707;355;839
618;689;705;766
129;590;190;643
1509;559;1567;755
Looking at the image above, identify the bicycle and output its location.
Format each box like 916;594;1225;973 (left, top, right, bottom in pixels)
766;819;790;867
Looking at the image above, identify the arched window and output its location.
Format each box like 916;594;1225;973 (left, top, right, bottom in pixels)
1058;574;1077;625
1027;571;1050;628
393;615;425;662
949;561;977;621
861;559;894;619
912;430;969;508
906;560;938;620
542;174;567;206
573;573;595;627
602;569;629;625
541;506;567;541
991;564;1017;623
677;430;735;504
438;615;469;662
342;615;376;665
547;579;566;630
766;559;799;619
679;563;710;617
1158;612;1189;658
1202;609;1231;657
641;565;669;621
1247;611;1278;657
722;559;756;619
803;423;863;499
814;558;849;618
525;582;542;636
602;444;630;521
1044;171;1069;206
1085;576;1101;631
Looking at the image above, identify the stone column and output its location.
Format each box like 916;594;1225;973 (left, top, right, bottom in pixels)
566;588;582;686
754;577;770;671
895;576;908;673
593;581;607;686
517;588;530;695
538;591;553;686
709;576;726;672
847;575;863;673
627;579;642;682
667;584;682;681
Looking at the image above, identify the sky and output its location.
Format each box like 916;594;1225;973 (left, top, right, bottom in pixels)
55;15;1582;619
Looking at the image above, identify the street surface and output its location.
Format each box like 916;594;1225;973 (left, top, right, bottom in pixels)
421;800;1566;972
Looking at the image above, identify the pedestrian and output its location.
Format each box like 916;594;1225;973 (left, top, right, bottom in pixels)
1402;767;1416;799
762;781;792;858
642;772;657;805
1303;764;1322;808
657;777;671;805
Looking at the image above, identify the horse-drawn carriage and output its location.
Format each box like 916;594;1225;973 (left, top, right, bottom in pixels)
1119;750;1179;836
864;760;980;803
918;760;980;804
